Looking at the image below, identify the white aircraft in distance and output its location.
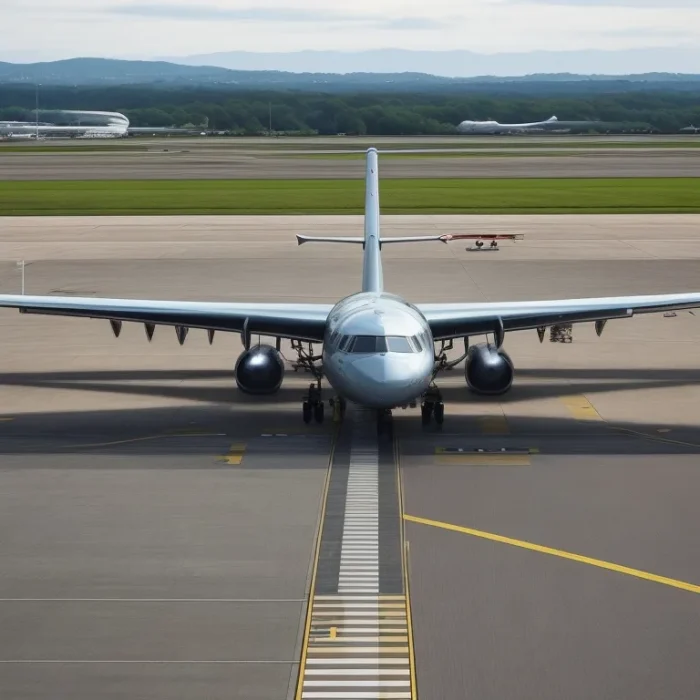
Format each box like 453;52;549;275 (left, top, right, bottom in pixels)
457;115;558;134
1;147;700;429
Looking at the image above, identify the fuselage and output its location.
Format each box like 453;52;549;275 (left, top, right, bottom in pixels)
457;117;557;134
322;292;434;408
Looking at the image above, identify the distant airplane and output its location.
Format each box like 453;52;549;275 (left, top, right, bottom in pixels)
1;148;700;430
457;115;559;134
0;122;126;138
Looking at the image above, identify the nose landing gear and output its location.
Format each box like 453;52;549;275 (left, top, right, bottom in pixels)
376;408;393;435
421;385;444;426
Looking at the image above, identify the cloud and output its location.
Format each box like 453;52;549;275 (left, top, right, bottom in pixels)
109;3;443;27
378;17;448;30
508;0;700;6
111;4;357;21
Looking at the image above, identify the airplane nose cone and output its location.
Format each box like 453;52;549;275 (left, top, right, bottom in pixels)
346;355;429;407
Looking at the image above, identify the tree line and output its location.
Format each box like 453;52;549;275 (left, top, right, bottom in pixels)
1;85;699;134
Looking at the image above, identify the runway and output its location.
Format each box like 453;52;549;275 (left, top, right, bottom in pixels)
2;149;700;179
1;215;700;698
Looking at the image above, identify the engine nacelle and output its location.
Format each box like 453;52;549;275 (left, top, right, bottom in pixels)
465;343;514;395
235;344;284;395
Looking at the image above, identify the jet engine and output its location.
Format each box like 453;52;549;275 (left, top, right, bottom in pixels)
464;343;514;395
235;344;284;395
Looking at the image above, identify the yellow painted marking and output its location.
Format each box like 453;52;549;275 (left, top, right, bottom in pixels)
436;454;530;466
221;443;246;465
404;514;700;595
0;417;15;422
561;394;602;421
294;429;338;700
477;415;509;434
329;626;336;640
396;436;418;700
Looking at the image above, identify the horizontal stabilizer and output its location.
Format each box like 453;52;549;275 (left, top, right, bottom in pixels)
296;235;364;245
296;233;524;246
296;234;454;246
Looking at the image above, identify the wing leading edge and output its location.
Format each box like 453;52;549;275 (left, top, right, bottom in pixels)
0;295;332;343
417;292;700;340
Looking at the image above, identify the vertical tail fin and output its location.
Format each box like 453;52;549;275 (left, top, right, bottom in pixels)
362;147;383;293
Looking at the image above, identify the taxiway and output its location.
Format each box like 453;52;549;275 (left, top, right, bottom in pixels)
2;151;700;180
1;215;699;699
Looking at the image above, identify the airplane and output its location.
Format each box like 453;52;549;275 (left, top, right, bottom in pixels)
457;115;559;134
2;147;700;429
0;122;127;138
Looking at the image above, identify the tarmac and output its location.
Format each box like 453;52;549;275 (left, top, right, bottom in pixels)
1;214;700;698
2;146;700;179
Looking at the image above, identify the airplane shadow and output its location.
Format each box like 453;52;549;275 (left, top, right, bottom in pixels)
1;367;700;407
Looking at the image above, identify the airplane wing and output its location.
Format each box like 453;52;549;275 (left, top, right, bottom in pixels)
0;294;333;343
416;293;700;341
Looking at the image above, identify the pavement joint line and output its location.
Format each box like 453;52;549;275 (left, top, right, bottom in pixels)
59;432;226;450
404;514;700;595
0;598;306;602
0;660;297;664
610;425;700;450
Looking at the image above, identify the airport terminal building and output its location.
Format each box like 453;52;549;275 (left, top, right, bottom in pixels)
0;109;129;138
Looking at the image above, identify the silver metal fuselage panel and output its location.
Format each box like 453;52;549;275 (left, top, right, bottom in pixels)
322;292;434;408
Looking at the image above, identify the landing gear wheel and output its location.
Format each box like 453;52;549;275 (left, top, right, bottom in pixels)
376;409;392;436
314;401;325;424
434;401;445;425
421;402;433;425
302;401;312;424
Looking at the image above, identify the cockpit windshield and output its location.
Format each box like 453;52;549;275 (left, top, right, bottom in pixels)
339;335;423;354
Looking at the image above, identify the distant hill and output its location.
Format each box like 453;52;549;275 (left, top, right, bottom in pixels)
166;47;700;78
1;57;700;95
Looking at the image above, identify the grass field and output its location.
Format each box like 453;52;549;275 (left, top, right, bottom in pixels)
0;145;149;154
1;178;699;216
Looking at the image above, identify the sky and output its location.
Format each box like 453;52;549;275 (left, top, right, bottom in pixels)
2;0;700;63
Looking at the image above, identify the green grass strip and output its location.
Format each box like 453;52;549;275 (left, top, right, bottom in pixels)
0;145;149;154
1;178;699;216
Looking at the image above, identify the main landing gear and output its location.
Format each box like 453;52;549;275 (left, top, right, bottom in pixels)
302;382;325;424
290;339;327;424
421;385;444;426
291;340;347;425
420;338;462;428
301;383;347;424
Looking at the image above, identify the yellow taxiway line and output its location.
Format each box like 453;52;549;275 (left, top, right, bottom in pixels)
404;514;700;595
